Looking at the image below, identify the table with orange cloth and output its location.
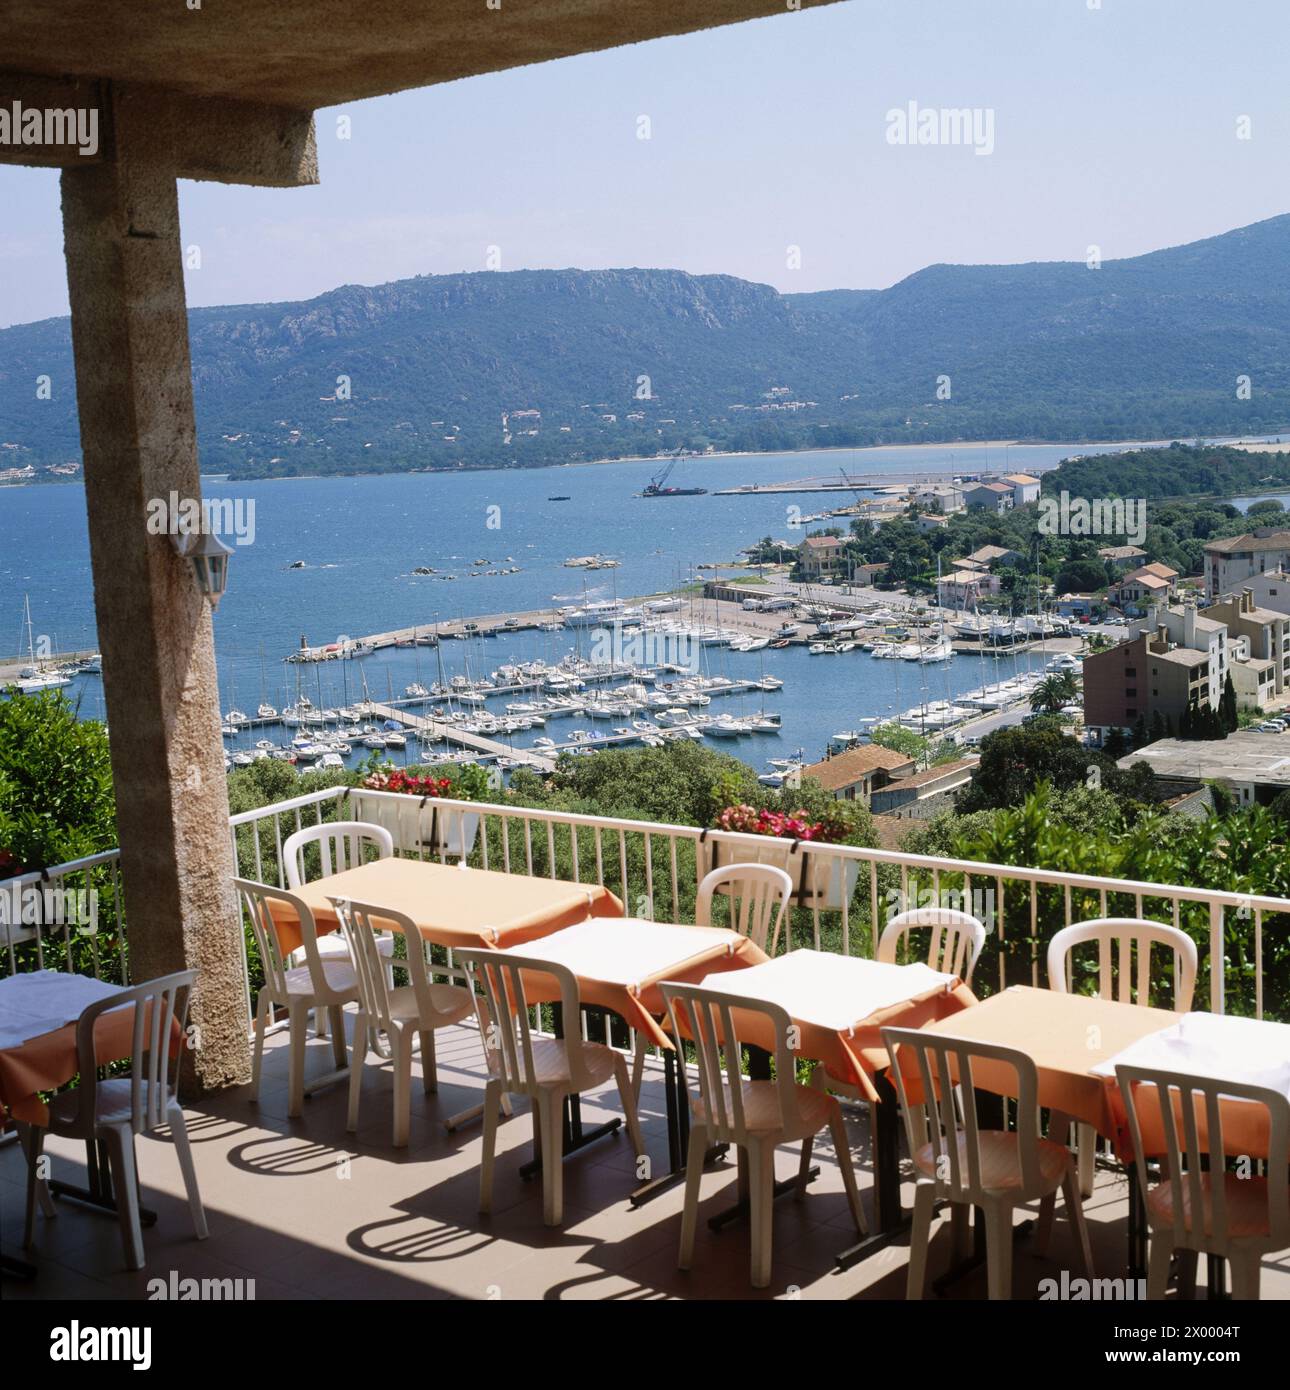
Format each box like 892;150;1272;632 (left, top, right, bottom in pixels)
894;986;1284;1282
895;985;1182;1160
503;917;767;1046
273;857;623;955
0;970;138;1126
494;917;764;1181
692;950;976;1246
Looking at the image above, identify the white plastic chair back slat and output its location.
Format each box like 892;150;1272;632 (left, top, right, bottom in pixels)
882;1025;1045;1200
879;908;987;986
1048;918;1198;1011
282;820;394;890
68;970;194;1137
456;949;590;1095
331;898;405;1033
696;863;793;955
660;981;798;1144
1117;1064;1290;1251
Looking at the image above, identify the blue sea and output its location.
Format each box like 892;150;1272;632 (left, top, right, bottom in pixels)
3;440;1286;773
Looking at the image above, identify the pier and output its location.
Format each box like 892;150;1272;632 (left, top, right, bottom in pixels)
361;702;557;773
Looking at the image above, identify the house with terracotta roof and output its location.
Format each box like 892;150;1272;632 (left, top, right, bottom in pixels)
1111;565;1176;611
868;757;979;818
798;745;915;802
797;534;845;578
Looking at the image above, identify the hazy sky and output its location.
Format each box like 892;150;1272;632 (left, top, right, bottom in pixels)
1;0;1287;328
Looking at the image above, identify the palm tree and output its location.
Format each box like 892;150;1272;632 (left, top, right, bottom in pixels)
1030;672;1079;714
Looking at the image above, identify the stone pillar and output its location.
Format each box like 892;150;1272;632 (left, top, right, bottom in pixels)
60;86;249;1091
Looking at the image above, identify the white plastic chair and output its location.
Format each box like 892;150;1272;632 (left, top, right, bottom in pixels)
331;896;476;1146
696;862;794;954
456;947;644;1227
879;907;988;987
1049;918;1199;1196
283;821;396;974
629;862;793;1102
883;1024;1094;1300
1047;918;1198;1010
1117;1064;1290;1300
661;980;867;1289
22;970;208;1271
235;877;356;1116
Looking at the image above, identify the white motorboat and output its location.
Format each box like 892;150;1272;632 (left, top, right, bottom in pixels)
256;703;277;720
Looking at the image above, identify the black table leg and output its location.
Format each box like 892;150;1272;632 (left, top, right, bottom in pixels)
836;1069;911;1268
1126;1161;1148;1279
48;1138;156;1227
519;1004;620;1181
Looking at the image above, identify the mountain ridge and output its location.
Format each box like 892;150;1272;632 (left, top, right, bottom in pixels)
2;214;1288;479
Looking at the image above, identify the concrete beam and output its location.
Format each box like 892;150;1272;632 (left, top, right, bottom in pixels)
61;87;250;1092
0;71;317;187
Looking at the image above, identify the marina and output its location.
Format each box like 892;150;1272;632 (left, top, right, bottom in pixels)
4;455;1097;784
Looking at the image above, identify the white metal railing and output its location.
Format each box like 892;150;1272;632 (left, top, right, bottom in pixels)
230;785;1288;1022
0;849;127;981
9;787;1289;1027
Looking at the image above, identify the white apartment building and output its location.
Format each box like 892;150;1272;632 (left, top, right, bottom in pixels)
1203;529;1290;599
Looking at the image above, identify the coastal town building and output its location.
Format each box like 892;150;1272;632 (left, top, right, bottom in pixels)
1203;529;1290;599
965;544;1021;568
1098;545;1148;568
963;481;1014;513
797;534;845;578
997;473;1042;505
1236;566;1290;618
1205;588;1290;698
908;483;964;513
798;745;916;802
1082;613;1224;742
1118;731;1290;807
868;757;978;818
1110;563;1179;612
938;569;1000;608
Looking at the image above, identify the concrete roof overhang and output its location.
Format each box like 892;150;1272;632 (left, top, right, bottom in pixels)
0;0;841;110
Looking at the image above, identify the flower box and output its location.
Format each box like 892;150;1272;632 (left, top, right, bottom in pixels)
704;834;860;911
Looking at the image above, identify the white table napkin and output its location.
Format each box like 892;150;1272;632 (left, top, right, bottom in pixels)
1092;1011;1290;1099
697;949;955;1033
499;917;740;990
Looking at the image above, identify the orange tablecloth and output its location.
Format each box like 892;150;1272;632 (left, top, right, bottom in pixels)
895;986;1244;1160
0;1006;173;1128
273;858;623;955
507;919;768;1047
690;952;977;1102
